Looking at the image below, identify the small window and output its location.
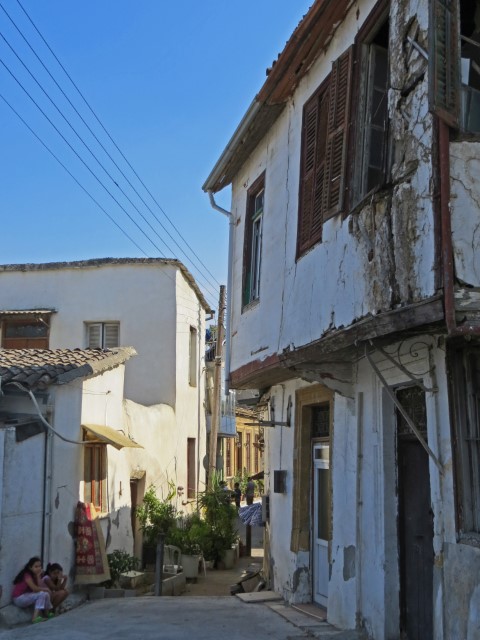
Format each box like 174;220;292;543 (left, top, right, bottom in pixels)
187;438;196;499
429;0;480;133
87;323;119;349
84;444;107;512
351;16;389;204
189;326;197;387
243;173;265;307
449;345;480;537
2;318;49;349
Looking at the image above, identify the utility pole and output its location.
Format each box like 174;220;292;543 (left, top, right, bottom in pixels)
208;285;226;488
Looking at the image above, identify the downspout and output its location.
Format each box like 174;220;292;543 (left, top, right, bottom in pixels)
208;191;233;394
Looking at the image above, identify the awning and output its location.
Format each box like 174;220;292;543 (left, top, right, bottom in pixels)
82;423;143;450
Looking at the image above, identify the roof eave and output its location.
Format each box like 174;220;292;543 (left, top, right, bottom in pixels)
203;0;353;193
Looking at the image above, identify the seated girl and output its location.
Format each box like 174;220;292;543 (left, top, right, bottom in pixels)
12;557;53;623
42;563;69;611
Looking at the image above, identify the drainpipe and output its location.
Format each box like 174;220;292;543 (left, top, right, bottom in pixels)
207;191;233;394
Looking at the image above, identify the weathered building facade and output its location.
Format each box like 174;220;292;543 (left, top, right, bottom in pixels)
0;258;211;567
204;1;480;638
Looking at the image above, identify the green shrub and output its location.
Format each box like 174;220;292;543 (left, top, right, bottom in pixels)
106;550;139;587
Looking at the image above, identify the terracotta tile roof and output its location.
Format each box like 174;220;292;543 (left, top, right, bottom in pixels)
0;347;136;390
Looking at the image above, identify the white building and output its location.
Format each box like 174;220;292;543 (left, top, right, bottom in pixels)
204;1;480;638
0;347;137;606
0;258;211;568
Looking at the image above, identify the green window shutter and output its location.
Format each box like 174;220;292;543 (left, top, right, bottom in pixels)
324;48;353;220
429;0;460;127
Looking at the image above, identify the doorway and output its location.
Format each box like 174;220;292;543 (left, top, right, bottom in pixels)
313;441;330;606
396;386;434;639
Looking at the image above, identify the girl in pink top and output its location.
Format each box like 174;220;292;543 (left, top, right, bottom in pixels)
12;557;53;623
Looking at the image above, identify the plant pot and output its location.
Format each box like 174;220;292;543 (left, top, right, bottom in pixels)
221;548;235;570
181;554;200;579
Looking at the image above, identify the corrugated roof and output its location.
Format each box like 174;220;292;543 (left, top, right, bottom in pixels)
0;258;213;314
0;347;136;390
0;309;56;316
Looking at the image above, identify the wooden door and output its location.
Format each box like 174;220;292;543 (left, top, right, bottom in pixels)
396;387;434;639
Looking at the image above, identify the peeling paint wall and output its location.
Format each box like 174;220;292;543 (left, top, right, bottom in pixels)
451;142;480;286
228;0;436;377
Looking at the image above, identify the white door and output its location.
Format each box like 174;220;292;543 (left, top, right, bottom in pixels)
313;442;330;607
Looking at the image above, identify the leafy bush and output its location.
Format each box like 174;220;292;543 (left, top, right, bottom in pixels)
106;550;139;587
136;482;177;546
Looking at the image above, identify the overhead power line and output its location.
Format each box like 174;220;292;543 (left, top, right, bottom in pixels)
11;0;222;290
0;92;217;312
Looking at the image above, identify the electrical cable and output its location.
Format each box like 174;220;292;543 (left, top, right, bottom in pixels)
0;92;217;312
0;27;218;301
10;0;221;289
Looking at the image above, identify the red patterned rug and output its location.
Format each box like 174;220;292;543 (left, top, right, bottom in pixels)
74;501;111;584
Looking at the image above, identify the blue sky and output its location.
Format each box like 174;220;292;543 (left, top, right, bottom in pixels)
0;1;312;311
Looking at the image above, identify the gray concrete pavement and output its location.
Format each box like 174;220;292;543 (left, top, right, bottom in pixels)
0;596;313;640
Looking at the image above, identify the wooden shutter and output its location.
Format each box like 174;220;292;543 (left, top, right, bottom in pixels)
324;48;353;220
104;323;120;348
88;323;102;348
298;87;328;256
429;0;460;127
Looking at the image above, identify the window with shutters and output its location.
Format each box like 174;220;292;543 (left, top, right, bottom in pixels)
448;344;480;538
187;438;196;498
84;444;107;512
242;173;265;308
297;50;352;257
86;322;120;349
189;326;197;387
350;14;390;205
430;0;480;133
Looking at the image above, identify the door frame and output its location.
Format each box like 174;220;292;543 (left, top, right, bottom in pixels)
312;440;331;607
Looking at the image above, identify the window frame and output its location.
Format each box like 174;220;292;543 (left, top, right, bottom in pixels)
189;326;198;387
448;344;480;542
348;2;390;208
187;437;196;499
242;172;265;308
86;322;120;349
83;443;107;513
1;317;50;349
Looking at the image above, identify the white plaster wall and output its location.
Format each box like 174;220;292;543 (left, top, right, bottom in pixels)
228;0;436;376
0;263;178;406
264;379;309;603
450;142;480;286
0;426;45;608
174;268;207;495
354;338;455;640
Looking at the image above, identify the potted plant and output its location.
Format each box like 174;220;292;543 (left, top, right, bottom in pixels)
106;550;141;589
169;514;207;579
197;473;238;568
136;482;177;567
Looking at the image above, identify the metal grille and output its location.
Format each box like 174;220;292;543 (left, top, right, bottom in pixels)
311;403;330;438
396;386;427;438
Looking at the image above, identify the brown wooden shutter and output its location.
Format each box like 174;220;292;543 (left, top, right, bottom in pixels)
324;48;353;220
298;98;319;255
428;0;460;128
